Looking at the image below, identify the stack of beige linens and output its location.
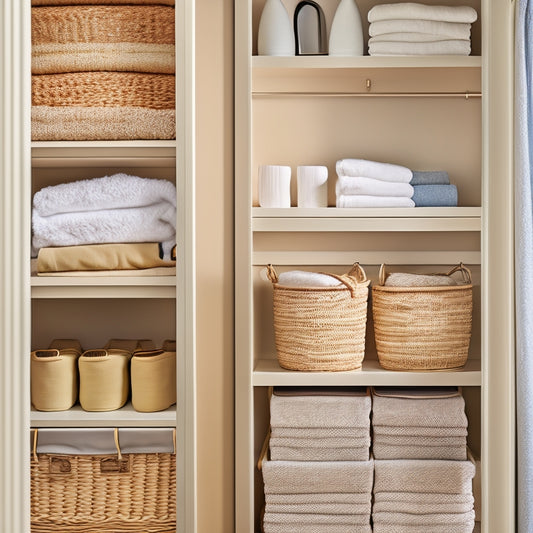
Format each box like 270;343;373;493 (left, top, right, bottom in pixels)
31;0;175;140
371;387;469;460
262;387;373;533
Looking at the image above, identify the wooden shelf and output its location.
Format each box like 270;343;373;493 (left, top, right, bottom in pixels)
31;402;176;428
252;56;482;70
253;207;482;232
253;358;481;387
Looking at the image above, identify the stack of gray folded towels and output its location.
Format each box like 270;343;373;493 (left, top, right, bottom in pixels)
261;387;373;533
336;158;458;208
367;2;478;56
371;387;476;533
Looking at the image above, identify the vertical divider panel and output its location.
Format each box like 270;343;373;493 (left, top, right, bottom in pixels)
0;1;31;532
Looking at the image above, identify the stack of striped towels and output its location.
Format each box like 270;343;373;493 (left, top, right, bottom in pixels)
32;174;177;275
367;2;478;56
31;0;175;140
261;387;373;533
371;387;477;533
336;158;458;208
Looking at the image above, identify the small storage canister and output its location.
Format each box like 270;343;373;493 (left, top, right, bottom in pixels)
372;263;473;371
266;263;370;371
30;427;176;533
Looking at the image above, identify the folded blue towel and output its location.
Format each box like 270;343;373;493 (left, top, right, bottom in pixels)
411;171;450;186
412;184;458;207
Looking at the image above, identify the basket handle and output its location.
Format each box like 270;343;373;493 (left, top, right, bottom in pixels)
446;263;472;284
32;428;39;462
321;273;359;298
266;264;278;284
257;428;271;472
378;264;387;286
346;262;367;283
114;427;123;461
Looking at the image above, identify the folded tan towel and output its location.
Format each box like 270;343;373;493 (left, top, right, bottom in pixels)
265;502;371;515
37;243;175;273
270;391;371;429
373;510;475;526
372;390;467;429
264;512;371;526
374;458;475;495
373;425;468;437
373;524;474;533
374;434;467;447
374;492;474;506
32;72;175;109
270;445;369;462
271;427;366;439
262;459;374;494
373;443;467;460
265;493;371;505
31;106;175;141
373;499;474;514
263;523;372;533
270;435;370;448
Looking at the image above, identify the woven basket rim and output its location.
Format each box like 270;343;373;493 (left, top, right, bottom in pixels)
272;279;371;292
372;283;472;293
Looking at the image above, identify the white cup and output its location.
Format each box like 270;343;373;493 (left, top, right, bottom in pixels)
297;165;328;207
258;165;291;208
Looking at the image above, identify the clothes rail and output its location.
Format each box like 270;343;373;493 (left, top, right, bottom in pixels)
253;91;482;99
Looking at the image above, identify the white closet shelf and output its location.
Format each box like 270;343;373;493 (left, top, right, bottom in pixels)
253;207;481;232
31;276;176;299
253;358;481;387
252;56;481;69
31;403;176;428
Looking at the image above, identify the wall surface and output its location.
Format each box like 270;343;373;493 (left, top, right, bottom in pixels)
195;1;235;532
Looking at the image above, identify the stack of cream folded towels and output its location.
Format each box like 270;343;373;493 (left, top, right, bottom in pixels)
261;387;373;533
371;387;476;533
336;158;458;208
367;2;478;56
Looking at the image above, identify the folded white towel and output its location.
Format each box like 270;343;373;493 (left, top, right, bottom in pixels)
276;270;342;288
32;174;176;258
336;176;414;197
337;195;415;208
367;3;478;24
372;393;468;429
369;40;471;56
372;510;475;526
270;445;370;462
271;427;366;439
265;493;372;505
336;159;412;183
262;458;374;494
374;458;475;494
270;435;370;448
266;501;371;515
264;512;371;526
270;393;371;429
263;523;372;533
369;32;467;43
368;19;472;39
373;499;473;515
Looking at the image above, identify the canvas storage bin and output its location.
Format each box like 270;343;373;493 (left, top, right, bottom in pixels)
30;427;176;533
372;263;473;371
266;263;370;371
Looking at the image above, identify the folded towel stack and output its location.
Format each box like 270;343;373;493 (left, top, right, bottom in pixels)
31;0;175;140
262;387;373;533
373;455;476;533
367;3;478;56
32;174;177;273
371;387;469;460
336;160;459;207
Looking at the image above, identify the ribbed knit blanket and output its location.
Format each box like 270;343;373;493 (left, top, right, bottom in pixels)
32;0;174;5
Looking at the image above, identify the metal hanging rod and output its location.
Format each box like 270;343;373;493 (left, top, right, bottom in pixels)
253;91;482;99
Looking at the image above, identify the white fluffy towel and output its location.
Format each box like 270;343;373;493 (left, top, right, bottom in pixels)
32;174;176;258
367;3;478;24
336;159;413;183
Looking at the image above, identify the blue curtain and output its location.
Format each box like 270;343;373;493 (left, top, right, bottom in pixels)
516;1;533;531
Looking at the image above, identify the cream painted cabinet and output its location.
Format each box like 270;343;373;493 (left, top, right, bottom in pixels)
0;2;196;532
235;0;514;531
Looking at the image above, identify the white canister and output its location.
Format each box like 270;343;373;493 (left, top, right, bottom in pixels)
297;165;328;207
257;0;295;56
329;0;364;56
258;165;292;207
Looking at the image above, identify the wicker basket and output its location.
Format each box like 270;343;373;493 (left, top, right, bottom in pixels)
372;263;473;371
266;263;370;372
30;428;176;533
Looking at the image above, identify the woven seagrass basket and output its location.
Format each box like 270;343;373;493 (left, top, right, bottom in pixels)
30;429;176;533
266;263;370;372
372;263;473;371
